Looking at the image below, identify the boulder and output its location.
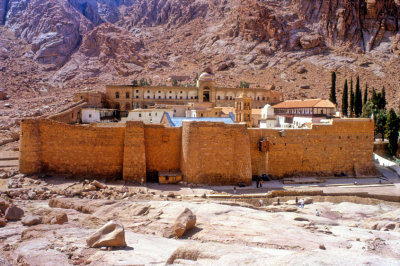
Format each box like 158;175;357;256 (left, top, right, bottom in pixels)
173;208;196;238
300;34;323;49
91;180;105;189
0;198;10;213
51;213;68;225
302;197;313;204
22;215;42;226
0;217;6;227
86;220;127;248
5;205;24;221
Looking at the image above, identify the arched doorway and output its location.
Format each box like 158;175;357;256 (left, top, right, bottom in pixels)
203;87;210;102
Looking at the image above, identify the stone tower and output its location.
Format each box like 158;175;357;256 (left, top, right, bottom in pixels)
235;91;252;127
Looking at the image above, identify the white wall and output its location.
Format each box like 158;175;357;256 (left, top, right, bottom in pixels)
123;109;174;124
82;109;100;123
260;119;275;129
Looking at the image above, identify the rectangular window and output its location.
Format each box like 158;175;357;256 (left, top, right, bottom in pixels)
126;92;130;98
115;92;119;98
136;90;139;93
139;113;141;117
217;96;220;100
136;95;139;99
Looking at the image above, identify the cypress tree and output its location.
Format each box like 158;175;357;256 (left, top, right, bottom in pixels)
363;83;368;105
329;71;337;104
342;79;348;117
385;109;400;156
350;78;354;117
381;86;386;110
371;88;377;106
355;76;362;117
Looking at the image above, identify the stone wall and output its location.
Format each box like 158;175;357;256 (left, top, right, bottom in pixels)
181;122;252;185
122;122;146;181
144;125;182;173
20;116;375;184
47;102;86;124
249;119;375;178
20;119;126;179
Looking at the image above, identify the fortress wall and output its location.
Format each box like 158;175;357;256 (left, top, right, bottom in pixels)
39;119;125;178
181;122;252;185
19;119;42;174
122;122;146;181
144;125;182;173
249;119;375;178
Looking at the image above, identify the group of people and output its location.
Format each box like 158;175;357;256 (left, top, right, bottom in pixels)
295;197;305;208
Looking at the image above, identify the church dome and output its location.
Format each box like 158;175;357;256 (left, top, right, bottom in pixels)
198;72;214;81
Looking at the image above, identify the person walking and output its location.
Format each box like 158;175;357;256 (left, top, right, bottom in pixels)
316;209;320;216
141;177;144;186
300;199;304;208
260;179;263;188
233;186;237;194
277;198;280;205
259;199;263;207
295;197;299;207
256;178;259;188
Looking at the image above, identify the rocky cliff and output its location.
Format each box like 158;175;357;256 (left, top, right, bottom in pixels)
0;0;399;130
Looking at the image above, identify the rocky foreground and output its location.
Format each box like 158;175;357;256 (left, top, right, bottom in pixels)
0;174;400;265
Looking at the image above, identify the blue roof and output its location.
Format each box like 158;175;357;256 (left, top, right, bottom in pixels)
165;113;235;127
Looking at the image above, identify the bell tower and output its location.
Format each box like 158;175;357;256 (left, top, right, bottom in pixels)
235;91;252;127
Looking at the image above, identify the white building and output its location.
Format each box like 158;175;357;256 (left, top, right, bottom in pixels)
82;108;117;123
259;104;276;128
272;99;336;128
121;109;174;124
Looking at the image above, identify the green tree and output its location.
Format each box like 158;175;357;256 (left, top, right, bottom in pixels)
371;87;377;105
363;83;368;105
375;110;387;141
239;81;250;88
385;109;400;156
172;79;179;86
342;79;348;117
354;76;362;117
132;80;138;87
381;86;386;110
362;101;374;118
329;71;337;104
349;78;354;117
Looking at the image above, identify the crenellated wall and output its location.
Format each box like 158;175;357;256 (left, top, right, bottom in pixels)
20;116;375;184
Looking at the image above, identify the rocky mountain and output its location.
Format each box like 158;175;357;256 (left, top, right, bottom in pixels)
0;0;400;129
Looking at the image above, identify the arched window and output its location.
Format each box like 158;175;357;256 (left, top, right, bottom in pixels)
115;92;120;99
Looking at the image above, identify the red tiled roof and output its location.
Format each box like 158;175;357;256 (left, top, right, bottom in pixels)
272;99;336;109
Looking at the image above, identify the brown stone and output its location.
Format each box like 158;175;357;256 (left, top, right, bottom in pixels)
86;220;127;248
0;217;6;227
173;208;196;238
21;215;42;226
0;198;10;213
51;213;68;225
5;205;24;221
